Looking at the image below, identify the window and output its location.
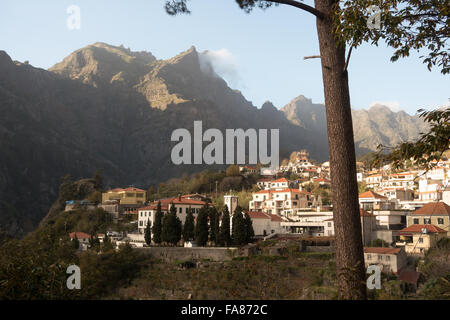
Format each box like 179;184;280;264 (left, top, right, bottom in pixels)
413;218;419;224
438;218;444;224
328;222;332;227
419;238;423;243
179;207;182;214
378;255;382;261
386;256;390;261
367;254;372;260
424;218;431;224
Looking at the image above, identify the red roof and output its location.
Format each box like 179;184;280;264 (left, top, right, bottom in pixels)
400;224;447;233
269;214;284;222
69;232;91;239
247;211;283;222
359;191;387;199
158;197;206;206
248;211;271;219
411;202;450;216
364;247;401;255
271;178;288;183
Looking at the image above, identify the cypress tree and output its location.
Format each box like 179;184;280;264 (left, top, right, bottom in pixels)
152;201;163;245
232;206;246;246
162;203;182;246
219;205;231;246
103;232;114;251
195;205;209;246
244;212;255;243
213;210;220;245
144;218;152;246
208;206;218;244
72;234;80;249
183;206;195;241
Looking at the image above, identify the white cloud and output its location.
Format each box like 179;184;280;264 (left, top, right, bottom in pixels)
369;101;401;112
198;49;244;89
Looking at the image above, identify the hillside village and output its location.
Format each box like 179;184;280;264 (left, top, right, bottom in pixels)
58;149;450;294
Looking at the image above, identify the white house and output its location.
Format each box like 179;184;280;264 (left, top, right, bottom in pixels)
137;196;206;235
248;211;284;236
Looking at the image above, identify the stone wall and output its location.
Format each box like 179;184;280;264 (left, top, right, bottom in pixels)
135;246;250;262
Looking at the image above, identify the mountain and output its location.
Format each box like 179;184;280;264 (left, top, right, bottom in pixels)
0;43;325;235
0;42;429;235
281;95;428;153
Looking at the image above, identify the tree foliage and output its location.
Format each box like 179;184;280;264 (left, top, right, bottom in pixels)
232;206;247;246
195;205;210;246
183;207;195;241
161;203;182;245
152;201;163;244
219;205;232;246
335;0;449;74
144;218;152;246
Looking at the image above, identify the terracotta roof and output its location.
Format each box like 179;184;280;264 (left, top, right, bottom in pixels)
359;191;387;199
247;211;284;222
159;197;206;206
254;188;309;195
271;178;288;183
269;214;284;222
69;232;91;239
138;203;169;211
248;211;271;219
364;247;401;254
390;172;415;176
400;224;447;233
411;202;450;216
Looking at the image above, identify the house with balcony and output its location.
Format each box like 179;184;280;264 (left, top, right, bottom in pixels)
102;187;147;205
364;247;407;274
137;196;206;235
248;211;285;236
418;179;443;202
249;188;314;216
406;201;450;235
397;224;447;255
358;191;397;211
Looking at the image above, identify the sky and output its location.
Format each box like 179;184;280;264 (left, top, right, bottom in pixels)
0;0;448;115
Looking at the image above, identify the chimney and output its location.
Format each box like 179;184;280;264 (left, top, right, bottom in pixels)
178;194;181;201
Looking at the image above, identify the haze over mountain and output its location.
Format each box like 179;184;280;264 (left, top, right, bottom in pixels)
281;95;429;153
0;42;427;235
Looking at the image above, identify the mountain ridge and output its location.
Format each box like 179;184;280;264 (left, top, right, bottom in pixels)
0;43;427;236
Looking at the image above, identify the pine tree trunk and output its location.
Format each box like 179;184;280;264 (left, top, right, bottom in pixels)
314;0;366;299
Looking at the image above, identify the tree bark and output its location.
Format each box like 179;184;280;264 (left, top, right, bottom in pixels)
314;0;367;299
